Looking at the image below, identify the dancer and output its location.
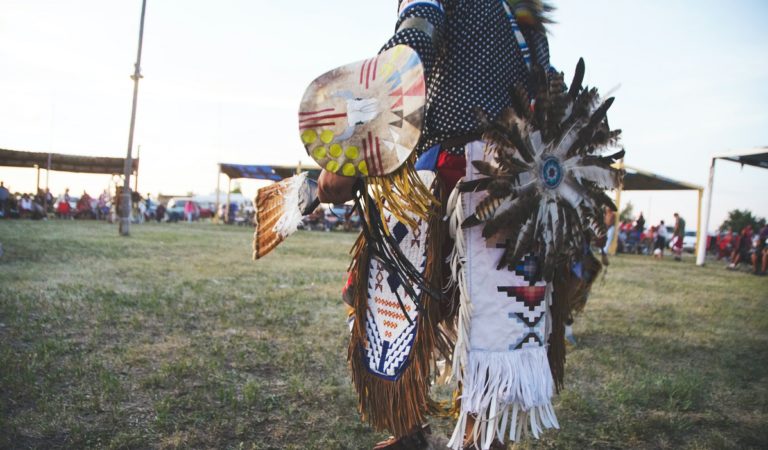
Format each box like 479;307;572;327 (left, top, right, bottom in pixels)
254;2;624;449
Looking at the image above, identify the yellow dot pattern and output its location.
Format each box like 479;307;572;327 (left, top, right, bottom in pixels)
329;144;343;158
325;160;340;173
301;130;317;145
312;146;327;159
320;130;334;144
342;163;356;176
305;129;370;177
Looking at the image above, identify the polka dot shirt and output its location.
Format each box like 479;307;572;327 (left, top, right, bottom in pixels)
382;0;553;156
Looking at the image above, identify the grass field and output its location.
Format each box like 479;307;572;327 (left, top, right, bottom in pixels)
1;221;766;450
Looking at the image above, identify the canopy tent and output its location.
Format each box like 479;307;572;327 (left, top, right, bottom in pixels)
215;162;321;223
696;147;768;266
608;164;704;255
0;148;139;192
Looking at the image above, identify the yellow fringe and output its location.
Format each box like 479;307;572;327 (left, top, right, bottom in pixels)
365;155;440;234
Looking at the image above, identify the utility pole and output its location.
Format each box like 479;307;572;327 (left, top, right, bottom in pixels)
120;0;147;236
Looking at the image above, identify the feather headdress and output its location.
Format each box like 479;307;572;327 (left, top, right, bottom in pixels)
460;59;624;281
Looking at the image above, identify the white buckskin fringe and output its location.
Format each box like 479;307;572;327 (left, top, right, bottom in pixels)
273;172;307;239
446;183;471;385
445;159;559;450
447;348;559;450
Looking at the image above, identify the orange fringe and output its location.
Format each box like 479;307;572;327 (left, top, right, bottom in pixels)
347;179;450;438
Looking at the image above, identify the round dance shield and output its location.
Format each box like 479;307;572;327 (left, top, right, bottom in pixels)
298;45;426;177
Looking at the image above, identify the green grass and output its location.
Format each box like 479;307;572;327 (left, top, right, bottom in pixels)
0;221;766;449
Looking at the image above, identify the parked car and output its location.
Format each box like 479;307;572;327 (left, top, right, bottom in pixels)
198;202;215;219
166;198;199;222
669;230;697;253
682;231;697;252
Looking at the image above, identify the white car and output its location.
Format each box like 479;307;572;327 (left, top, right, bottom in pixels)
669;231;697;253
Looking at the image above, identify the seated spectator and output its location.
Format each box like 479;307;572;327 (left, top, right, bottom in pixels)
19;193;33;217
728;226;753;270
56;195;72;219
155;203;166;222
31;190;46;219
76;191;95;219
717;227;734;260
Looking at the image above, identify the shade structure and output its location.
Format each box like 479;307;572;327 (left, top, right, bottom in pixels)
215;161;321;223
0;148;138;175
622;166;703;191
608;164;704;256
218;163;321;182
713;148;768;169
696;147;768;266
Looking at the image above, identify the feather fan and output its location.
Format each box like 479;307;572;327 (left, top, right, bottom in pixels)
252;173;318;260
462;59;624;281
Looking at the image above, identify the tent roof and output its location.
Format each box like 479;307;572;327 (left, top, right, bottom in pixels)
219;163;321;181
0;148;137;175
622;165;702;191
713;147;768;169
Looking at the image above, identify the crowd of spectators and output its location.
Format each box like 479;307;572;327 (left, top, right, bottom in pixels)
600;202;767;275
0;181;131;222
608;211;687;261
0;180;255;226
722;224;768;276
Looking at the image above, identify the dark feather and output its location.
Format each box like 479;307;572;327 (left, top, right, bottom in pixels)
567;97;616;157
482;194;538;239
568;58;585;100
471;160;500;177
510;83;532;120
503;214;538;270
461;214;482;229
458;177;493;193
590;190;617;211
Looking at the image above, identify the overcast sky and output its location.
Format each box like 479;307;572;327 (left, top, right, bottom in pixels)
1;0;766;230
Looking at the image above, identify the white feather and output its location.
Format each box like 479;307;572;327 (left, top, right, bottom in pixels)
569;164;618;189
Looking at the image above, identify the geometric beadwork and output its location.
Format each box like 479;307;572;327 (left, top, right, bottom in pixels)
363;172;434;380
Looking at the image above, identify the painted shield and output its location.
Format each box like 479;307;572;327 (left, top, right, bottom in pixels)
299;45;426;177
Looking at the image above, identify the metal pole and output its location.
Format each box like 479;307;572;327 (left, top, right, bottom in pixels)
120;0;147;236
608;159;624;256
694;188;703;258
215;167;221;224
46;153;51;191
35;165;40;192
226;178;232;224
696;158;717;266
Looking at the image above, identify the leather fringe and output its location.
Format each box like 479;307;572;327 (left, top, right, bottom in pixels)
348;179;450;438
366;155;440;233
548;251;603;392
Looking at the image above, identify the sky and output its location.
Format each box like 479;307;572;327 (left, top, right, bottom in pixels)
1;0;767;231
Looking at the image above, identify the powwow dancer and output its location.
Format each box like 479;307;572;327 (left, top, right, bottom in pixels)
253;1;625;449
